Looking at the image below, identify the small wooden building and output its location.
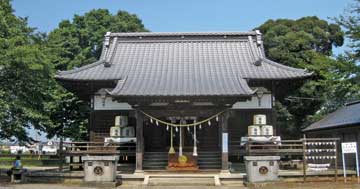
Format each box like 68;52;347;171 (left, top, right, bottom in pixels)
56;31;311;172
303;101;360;169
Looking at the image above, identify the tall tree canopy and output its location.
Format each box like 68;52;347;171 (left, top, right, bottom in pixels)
47;9;147;71
257;16;360;138
45;9;147;140
0;0;53;142
336;0;360;61
0;2;148;142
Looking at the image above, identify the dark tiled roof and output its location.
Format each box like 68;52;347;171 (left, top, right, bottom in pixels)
56;31;311;97
303;101;360;132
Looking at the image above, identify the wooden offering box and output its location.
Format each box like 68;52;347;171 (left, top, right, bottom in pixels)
167;152;199;171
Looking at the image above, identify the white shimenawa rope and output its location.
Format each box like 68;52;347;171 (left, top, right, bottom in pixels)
138;110;225;127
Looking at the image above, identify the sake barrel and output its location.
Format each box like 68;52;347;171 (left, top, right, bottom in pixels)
253;114;266;125
110;126;121;137
248;125;261;136
261;125;273;136
114;116;128;127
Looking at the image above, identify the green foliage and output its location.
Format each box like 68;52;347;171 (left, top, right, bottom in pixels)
0;2;147;142
335;0;360;61
0;0;53;142
45;9;147;140
258;16;360;138
47;9;147;71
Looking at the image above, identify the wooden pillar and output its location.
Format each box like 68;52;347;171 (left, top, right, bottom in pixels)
135;110;144;173
220;110;231;173
89;111;95;142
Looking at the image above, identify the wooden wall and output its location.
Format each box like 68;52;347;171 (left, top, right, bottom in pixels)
305;125;360;170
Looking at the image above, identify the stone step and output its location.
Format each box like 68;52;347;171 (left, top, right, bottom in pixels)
198;161;221;164
198;165;221;169
148;177;215;186
144;161;167;166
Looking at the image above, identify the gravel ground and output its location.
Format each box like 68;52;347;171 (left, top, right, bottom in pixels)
1;182;360;189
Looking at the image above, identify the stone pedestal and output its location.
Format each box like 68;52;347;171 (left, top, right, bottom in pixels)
82;156;119;183
244;156;280;183
10;169;25;183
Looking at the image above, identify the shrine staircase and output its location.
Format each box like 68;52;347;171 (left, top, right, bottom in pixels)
143;151;221;170
143;152;168;170
198;151;222;170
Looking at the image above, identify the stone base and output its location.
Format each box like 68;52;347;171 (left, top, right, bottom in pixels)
243;181;280;187
81;181;121;188
219;169;231;177
82;155;119;183
244;156;280;183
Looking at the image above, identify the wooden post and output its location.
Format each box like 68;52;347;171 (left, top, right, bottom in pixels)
220;110;230;173
59;136;63;172
135;110;144;173
335;140;338;182
302;135;307;182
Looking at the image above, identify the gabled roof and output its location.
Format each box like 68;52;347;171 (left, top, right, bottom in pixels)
303;101;360;132
55;31;311;97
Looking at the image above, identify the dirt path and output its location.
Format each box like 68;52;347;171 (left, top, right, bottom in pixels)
1;182;360;189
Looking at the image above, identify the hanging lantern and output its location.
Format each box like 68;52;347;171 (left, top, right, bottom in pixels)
187;126;190;131
175;127;178;132
208;120;211;126
150;118;153;123
156;120;159;126
199;124;202;129
166;125;169;131
216;116;219;122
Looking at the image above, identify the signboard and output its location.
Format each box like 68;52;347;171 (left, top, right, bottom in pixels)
93;95;133;110
222;133;228;153
342;142;357;153
341;142;359;181
232;94;272;109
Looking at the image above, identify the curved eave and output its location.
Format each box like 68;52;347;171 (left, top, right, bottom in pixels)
259;58;313;80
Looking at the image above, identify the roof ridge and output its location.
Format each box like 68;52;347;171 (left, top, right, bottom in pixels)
109;31;258;37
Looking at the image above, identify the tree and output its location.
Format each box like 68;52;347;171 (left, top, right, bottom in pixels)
257;16;360;138
45;9;148;140
0;0;53;143
47;9;147;71
336;0;360;61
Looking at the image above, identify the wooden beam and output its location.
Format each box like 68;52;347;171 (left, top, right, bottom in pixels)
135;110;144;173
220;110;231;172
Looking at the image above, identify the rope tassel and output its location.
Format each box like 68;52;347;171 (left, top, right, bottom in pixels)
193;121;198;156
169;126;175;154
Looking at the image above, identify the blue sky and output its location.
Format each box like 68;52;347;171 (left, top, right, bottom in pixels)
10;0;353;141
13;0;352;33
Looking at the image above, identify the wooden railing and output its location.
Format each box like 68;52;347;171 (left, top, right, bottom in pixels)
62;141;136;156
229;138;340;157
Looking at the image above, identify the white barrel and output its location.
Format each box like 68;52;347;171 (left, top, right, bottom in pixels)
122;127;135;137
115;116;128;127
261;125;273;136
110;126;121;137
253;114;266;125
248;125;261;136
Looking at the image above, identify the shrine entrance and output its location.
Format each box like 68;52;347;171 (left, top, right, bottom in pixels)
144;116;220;153
140;109;224;171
